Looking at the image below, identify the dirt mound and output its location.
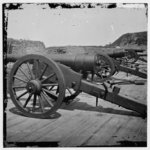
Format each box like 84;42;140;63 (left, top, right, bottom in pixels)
7;38;46;55
107;31;147;49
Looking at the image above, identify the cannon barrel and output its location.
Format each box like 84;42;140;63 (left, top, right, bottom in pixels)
6;53;100;72
138;54;147;57
124;48;145;52
102;48;145;58
108;52;125;58
108;50;141;58
6;50;128;63
6;49;141;64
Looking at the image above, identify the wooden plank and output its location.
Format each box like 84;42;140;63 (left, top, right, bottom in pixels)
7;103;87;142
37;105;119;146
17;109;90;142
82;115;146;146
59;115;115;146
107;117;147;146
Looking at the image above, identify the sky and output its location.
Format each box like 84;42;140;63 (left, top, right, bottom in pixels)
6;3;147;47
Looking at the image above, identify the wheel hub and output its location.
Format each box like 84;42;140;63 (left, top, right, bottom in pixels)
26;80;42;94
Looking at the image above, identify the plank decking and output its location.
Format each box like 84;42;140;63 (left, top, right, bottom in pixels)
5;73;147;147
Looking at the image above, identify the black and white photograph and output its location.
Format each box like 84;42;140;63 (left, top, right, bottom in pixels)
2;1;148;148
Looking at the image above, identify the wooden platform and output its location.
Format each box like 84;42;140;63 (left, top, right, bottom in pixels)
4;71;147;147
5;87;147;147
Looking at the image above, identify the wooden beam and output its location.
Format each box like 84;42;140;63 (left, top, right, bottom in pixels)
80;80;146;117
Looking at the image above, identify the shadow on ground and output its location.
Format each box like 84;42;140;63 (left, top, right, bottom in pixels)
8;97;142;119
61;98;142;117
9;107;61;119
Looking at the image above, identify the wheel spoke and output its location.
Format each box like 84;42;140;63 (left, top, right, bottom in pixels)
41;91;54;107
38;95;44;113
41;73;55;83
101;67;110;71
97;73;103;79
42;83;58;87
102;64;107;67
27;62;34;79
104;69;111;72
12;85;26;89
14;75;28;83
33;60;39;79
16;91;28;100
99;64;110;68
39;64;48;80
56;86;59;94
32;94;37;112
19;66;30;81
23;93;33;108
42;88;58;100
67;88;72;95
49;85;55;91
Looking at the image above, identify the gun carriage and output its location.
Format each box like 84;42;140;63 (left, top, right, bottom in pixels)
6;51;147;119
107;49;147;79
109;48;146;64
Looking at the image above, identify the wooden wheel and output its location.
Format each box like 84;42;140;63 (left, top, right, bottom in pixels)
88;53;115;83
125;51;139;64
116;51;139;65
9;54;66;118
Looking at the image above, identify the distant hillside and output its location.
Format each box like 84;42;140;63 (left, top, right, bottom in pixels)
7;31;147;55
107;31;147;49
7;38;46;54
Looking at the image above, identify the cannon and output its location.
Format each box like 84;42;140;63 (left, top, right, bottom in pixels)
109;49;144;64
106;49;147;79
6;53;116;83
6;53;146;118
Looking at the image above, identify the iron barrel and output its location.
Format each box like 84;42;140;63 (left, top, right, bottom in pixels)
6;53;107;72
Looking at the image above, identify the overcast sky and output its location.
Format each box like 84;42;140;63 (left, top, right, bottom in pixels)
6;3;147;47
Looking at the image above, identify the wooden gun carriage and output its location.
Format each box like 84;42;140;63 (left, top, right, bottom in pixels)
6;52;147;118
